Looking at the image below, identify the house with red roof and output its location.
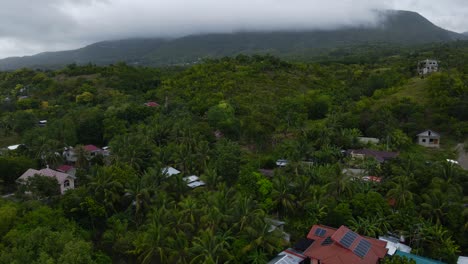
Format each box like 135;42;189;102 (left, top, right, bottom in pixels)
303;225;388;264
56;164;76;176
144;101;159;107
83;144;102;154
17;167;75;194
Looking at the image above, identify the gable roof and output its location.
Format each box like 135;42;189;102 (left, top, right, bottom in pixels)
304;225;387;264
417;130;440;138
349;149;399;163
183;175;200;183
145;101;159;107
56;165;75;173
18;168;75;184
83;144;101;152
162;166;180;177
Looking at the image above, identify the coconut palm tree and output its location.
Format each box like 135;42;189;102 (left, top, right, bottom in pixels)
271;175;296;217
189;228;233;264
325;164;355;199
349;215;390;237
420;190;449;225
231;195;265;233
386;175;416;208
125;172;155;226
132;212;171;264
88;169;124;213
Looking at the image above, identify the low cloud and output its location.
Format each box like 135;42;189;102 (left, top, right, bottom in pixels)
0;0;465;58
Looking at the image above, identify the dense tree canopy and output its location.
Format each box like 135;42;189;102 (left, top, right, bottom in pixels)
0;42;467;263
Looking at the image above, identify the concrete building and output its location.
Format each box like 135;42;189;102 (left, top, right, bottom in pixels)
416;130;440;148
418;59;438;75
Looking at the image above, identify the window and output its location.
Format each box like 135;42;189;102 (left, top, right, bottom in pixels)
422;139;426;142
429;139;434;143
64;180;70;187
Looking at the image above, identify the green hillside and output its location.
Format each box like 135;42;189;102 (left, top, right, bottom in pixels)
0;40;467;263
0;10;466;70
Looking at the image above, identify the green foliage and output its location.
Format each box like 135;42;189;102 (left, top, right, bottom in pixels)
0;156;36;191
76;91;94;104
1;43;468;262
0;203;17;238
207;101;237;132
0;205;103;263
382;255;416;264
213;139;242;184
20;175;61;199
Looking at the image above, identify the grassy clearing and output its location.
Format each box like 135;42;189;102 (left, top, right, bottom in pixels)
372;77;429;105
389;77;429;104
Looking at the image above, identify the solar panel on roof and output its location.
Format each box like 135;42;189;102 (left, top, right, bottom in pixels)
314;227;326;237
320;229;326;236
354;239;371;258
340;231;358;248
321;236;333;246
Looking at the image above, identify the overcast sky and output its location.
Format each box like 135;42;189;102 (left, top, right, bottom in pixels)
0;0;467;59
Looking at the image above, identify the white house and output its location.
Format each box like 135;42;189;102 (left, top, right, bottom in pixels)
418;59;438;75
17;167;75;194
416;130;440;148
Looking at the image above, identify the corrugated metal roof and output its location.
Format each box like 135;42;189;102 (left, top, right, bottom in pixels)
416;130;440;137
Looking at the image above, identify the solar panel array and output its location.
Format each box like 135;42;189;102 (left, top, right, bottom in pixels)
314;228;326;237
321;236;333;246
340;231;358;248
354;239;371;258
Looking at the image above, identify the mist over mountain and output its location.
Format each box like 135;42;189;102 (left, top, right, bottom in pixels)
0;10;466;70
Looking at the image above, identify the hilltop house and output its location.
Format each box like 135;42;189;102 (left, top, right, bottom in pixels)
418;59;438;75
17;167;75;194
416;130;440;148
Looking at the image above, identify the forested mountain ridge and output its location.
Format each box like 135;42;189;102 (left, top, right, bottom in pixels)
0;41;467;263
0;10;466;70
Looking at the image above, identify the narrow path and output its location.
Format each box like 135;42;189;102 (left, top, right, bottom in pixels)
456;143;468;170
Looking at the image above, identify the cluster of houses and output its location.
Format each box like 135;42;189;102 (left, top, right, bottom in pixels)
15;144;109;194
163;166;206;188
7;129;445;195
15;146;205;195
268;224;450;264
62;144;110;163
